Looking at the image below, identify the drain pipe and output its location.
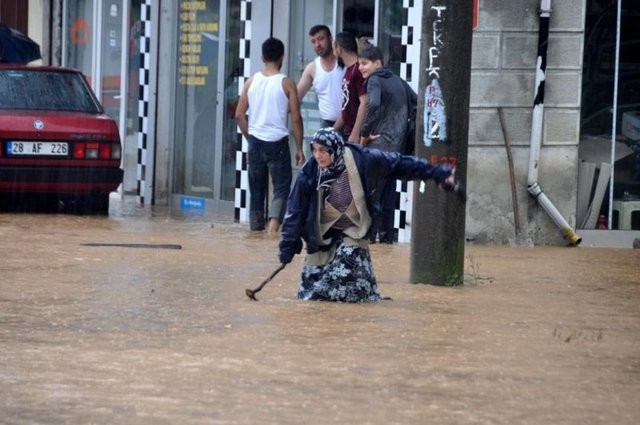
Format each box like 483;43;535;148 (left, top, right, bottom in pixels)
527;0;582;245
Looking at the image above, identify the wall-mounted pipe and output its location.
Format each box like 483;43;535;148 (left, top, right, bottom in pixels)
527;0;581;245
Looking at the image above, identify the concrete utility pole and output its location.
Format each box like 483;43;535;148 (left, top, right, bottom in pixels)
410;0;473;286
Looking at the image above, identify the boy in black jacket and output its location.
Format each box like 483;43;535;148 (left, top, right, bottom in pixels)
358;46;417;243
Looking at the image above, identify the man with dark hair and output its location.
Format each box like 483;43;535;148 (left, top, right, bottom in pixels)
358;45;416;244
297;25;344;128
235;37;305;234
332;31;367;144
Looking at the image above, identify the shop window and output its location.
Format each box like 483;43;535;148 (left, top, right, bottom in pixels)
579;0;640;229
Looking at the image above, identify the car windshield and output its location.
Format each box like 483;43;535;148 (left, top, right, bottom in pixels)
0;69;101;113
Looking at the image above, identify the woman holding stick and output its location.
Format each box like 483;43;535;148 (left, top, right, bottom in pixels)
278;128;458;302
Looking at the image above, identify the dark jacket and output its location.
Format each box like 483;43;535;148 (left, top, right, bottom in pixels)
361;68;413;153
278;144;452;263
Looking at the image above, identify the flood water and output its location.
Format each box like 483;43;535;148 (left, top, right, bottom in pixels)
1;202;639;424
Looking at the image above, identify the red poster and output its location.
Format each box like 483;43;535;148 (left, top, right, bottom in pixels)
473;0;479;30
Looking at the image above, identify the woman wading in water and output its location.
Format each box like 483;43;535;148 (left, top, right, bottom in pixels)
278;128;458;302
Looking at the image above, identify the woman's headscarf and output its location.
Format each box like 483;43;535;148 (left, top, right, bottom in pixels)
312;128;346;196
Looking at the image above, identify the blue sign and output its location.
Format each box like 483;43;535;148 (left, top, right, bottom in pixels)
180;196;206;210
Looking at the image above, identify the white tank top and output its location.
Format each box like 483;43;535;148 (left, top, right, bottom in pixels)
313;57;344;122
248;72;289;141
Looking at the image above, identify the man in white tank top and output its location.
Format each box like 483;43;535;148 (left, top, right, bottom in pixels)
235;38;305;234
297;25;345;128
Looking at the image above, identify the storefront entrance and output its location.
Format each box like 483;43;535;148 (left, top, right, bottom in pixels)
63;0;147;201
63;0;237;213
61;0;416;223
289;0;408;151
171;0;240;214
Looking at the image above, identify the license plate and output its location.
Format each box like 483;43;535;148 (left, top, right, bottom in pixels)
7;141;69;156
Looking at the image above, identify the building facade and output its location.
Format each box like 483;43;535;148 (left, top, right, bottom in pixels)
15;0;640;245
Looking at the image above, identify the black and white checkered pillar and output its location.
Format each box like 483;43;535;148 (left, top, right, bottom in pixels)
396;0;422;243
234;0;252;223
136;0;152;205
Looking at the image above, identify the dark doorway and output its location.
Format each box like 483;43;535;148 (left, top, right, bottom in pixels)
342;0;374;39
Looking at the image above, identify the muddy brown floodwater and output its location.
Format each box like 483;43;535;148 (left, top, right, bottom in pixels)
1;206;639;425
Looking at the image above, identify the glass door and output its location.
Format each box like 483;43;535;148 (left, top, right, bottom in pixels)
172;0;221;201
288;0;337;159
171;0;242;213
219;1;242;203
375;0;403;76
122;1;142;196
98;1;123;121
63;0;94;79
100;0;143;198
63;0;139;197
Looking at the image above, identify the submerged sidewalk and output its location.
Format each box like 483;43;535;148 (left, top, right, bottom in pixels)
0;210;639;425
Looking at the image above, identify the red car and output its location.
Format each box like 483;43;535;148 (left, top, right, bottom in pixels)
0;65;123;214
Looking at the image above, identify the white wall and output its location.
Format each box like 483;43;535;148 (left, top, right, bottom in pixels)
28;0;47;65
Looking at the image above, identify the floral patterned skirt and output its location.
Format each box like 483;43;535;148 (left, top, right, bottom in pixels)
297;239;384;302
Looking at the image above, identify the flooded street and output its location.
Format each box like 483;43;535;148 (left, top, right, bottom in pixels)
1;203;639;424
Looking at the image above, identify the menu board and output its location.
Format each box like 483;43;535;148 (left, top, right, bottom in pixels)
178;1;219;86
